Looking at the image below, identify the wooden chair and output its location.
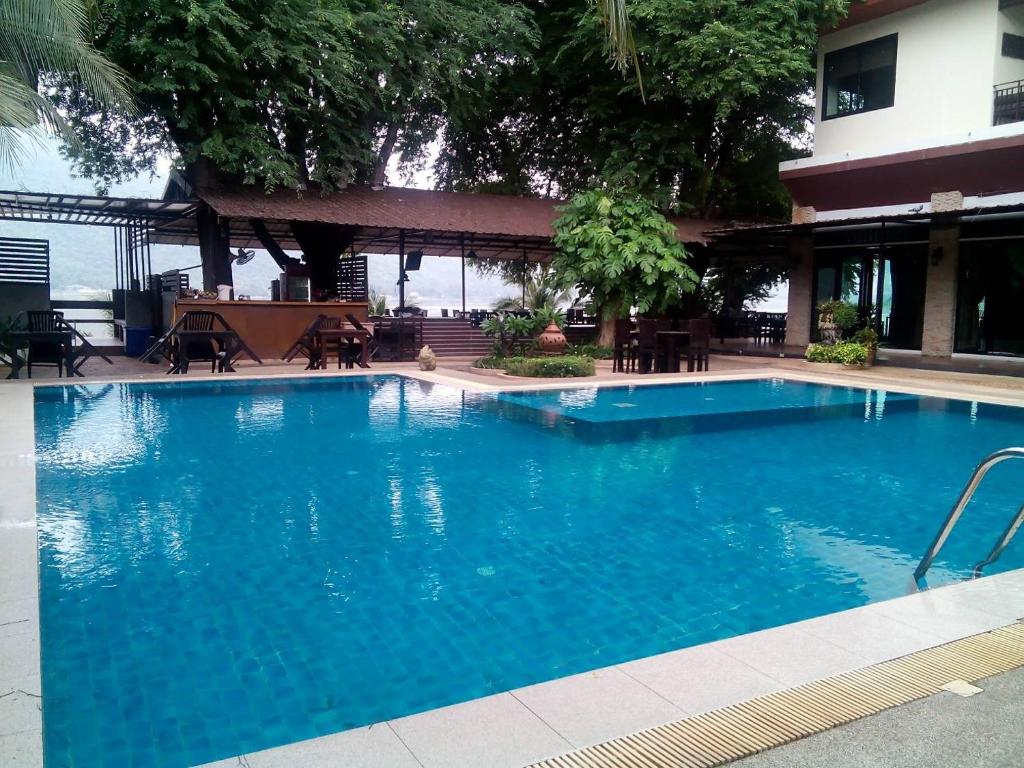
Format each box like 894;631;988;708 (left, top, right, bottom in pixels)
283;314;327;366
635;318;663;374
25;311;68;378
612;318;634;373
175;311;220;373
345;313;377;363
687;318;711;372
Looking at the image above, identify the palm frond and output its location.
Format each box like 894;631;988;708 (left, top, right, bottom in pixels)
0;0;133;110
590;0;644;100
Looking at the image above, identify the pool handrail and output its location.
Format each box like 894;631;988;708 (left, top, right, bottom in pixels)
914;447;1024;588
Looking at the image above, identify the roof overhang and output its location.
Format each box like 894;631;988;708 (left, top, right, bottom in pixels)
0;189;197;227
829;0;931;33
708;201;1024;241
779;133;1024;210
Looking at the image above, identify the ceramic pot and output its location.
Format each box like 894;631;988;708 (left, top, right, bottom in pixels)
417;345;437;371
537;322;567;354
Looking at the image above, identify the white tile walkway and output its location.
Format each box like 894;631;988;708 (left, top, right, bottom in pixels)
0;383;41;766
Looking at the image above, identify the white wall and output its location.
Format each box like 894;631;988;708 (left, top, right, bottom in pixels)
813;0;1000;159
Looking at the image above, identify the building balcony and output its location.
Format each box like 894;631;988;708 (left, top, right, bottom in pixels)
994;80;1024;126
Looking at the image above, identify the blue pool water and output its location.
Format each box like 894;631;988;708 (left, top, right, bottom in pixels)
34;376;1024;767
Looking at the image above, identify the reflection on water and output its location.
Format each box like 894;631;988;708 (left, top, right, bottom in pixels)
33;376;1024;768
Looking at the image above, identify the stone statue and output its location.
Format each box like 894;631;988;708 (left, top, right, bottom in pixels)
417;345;437;371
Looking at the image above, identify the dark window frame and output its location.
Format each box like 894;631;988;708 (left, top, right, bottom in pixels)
1002;32;1024;61
822;33;899;121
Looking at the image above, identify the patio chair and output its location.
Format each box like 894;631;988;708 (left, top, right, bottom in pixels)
283;314;325;365
25;310;68;378
612;318;635;373
345;313;379;363
687;318;711;372
441;308;449;318
174;311;222;373
635;318;664;374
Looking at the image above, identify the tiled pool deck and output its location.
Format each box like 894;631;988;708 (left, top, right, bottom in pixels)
2;362;1023;767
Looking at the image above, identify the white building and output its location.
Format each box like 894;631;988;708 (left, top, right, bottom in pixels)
758;0;1024;367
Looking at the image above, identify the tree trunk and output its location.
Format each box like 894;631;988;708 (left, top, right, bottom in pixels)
196;203;233;291
597;299;621;347
371;121;400;187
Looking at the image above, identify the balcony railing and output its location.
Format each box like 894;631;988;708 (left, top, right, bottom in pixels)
994;79;1024;126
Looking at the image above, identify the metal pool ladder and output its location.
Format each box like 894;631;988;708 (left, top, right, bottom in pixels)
914;447;1024;589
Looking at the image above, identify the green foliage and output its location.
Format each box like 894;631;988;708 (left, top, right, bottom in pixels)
566;342;613;359
50;0;537;191
852;326;879;349
491;267;573;312
367;289;388;316
531;306;565;330
480;313;538;357
438;0;848;220
0;0;133;167
805;341;869;366
551;187;698;319
503;355;595;378
818;300;860;333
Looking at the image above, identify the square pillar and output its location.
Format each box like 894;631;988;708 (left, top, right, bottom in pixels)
921;222;960;359
785;233;814;349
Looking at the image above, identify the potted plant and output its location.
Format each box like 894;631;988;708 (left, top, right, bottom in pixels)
817;300;858;344
852;326;879;367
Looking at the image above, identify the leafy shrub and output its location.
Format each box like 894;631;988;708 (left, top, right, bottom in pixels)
851;326;878;348
805;342;869;366
817;299;859;333
565;342;614;359
472;355;507;369
532;306;566;330
502;355;596;378
480;314;537;356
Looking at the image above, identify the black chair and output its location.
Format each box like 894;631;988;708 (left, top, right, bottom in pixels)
345;313;378;363
25;311;68;378
635;319;663;374
441;308;449;318
687;319;711;372
612;318;634;373
174;311;222;373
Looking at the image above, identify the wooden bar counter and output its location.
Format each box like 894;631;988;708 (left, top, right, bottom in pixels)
174;299;368;359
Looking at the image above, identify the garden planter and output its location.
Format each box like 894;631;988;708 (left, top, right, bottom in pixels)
537;322;567;354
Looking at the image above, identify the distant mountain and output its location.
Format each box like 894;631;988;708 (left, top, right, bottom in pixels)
0;140;512;309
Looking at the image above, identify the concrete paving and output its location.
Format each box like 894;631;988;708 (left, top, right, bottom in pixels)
730;667;1024;768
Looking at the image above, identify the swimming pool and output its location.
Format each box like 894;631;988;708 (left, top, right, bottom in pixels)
34;376;1024;767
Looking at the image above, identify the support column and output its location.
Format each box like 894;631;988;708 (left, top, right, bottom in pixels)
197;203;233;291
784;233;814;349
921;221;960;359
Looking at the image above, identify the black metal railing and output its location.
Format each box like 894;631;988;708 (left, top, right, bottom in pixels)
994;79;1024;126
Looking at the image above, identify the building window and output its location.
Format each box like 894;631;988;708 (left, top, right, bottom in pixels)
1003;33;1024;61
823;34;898;120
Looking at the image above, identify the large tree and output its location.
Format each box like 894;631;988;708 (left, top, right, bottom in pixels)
439;0;846;309
48;0;536;286
439;0;846;218
53;0;536;191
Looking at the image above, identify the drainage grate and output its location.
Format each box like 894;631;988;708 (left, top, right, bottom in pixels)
529;623;1024;768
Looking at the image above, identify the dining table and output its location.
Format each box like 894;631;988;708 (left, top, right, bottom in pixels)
313;326;371;369
655;330;691;373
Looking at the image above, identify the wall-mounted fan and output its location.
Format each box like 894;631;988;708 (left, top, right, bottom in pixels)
233;248;256;266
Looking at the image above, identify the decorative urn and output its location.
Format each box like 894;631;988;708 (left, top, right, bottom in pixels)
537;322;567;354
417;345;437;371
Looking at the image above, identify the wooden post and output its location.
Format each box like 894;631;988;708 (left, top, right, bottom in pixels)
460;234;466;314
398;229;406;310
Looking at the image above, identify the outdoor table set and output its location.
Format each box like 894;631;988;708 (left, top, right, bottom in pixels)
1;310;113;379
143;310;262;374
